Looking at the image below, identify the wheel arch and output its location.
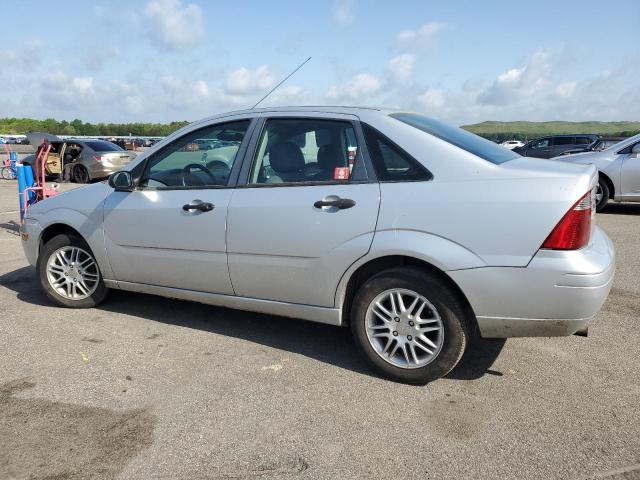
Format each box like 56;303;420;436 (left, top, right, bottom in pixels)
39;223;84;253
598;170;615;199
339;254;478;334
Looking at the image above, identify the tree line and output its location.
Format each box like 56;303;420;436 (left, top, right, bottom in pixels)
0;118;189;137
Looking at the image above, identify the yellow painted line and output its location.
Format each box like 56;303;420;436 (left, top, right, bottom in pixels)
80;352;89;363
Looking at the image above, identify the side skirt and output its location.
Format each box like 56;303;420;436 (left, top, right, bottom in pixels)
103;279;343;326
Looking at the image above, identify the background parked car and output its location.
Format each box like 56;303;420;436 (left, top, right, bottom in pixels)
500;140;524;150
513;134;600;158
554;133;640;211
23;133;137;183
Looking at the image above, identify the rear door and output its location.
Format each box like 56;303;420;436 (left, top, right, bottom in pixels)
103;117;255;294
226;113;380;307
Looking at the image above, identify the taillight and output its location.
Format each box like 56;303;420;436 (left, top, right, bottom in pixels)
541;190;593;250
93;155;103;162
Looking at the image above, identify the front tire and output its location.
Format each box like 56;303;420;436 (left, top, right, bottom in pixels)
351;267;470;385
36;233;108;308
595;178;610;212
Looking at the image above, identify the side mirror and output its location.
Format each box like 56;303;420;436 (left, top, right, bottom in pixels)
631;143;640;157
108;171;134;191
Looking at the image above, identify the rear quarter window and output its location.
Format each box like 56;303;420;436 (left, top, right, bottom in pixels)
390;113;520;165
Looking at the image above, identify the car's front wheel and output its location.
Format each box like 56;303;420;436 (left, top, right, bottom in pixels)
351;267;470;385
36;233;108;308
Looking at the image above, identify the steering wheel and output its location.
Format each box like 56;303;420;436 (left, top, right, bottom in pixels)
181;163;217;187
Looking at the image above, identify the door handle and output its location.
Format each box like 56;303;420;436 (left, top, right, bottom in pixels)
313;197;356;209
182;199;214;212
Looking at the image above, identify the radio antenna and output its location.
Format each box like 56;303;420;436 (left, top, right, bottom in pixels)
251;56;311;109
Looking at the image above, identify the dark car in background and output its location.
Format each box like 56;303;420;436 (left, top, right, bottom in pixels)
513;134;600;159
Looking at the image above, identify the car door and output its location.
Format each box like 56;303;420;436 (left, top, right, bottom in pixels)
620;141;640;200
103;117;255;294
226;114;380;307
550;136;575;157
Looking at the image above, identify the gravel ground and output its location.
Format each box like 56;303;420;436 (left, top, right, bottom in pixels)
0;179;638;480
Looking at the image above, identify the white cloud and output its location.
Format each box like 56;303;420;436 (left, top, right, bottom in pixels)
144;0;205;50
478;49;552;105
325;73;381;101
388;53;416;82
333;0;355;25
555;81;577;98
417;88;445;109
397;22;446;49
224;66;275;95
161;75;211;106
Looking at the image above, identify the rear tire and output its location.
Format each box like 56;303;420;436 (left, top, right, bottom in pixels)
595;178;610;212
1;166;12;180
36;233;108;308
73;165;90;184
350;267;469;385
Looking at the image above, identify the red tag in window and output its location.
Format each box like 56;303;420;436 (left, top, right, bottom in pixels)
334;167;350;180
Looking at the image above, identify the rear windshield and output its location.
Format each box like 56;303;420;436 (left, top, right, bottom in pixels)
83;140;122;152
390;113;520;164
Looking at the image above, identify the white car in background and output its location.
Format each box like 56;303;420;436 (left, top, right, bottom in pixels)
500;140;524;150
554;133;640;211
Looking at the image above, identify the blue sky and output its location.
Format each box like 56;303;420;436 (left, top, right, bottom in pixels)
1;0;638;125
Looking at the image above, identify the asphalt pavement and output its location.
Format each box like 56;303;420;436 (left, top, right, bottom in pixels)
0;179;638;480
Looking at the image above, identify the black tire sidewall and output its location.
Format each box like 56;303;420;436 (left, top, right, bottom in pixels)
73;165;89;183
351;267;469;385
596;178;609;212
36;233;107;308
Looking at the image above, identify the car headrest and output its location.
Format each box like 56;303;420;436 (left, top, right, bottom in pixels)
317;144;343;170
269;141;305;173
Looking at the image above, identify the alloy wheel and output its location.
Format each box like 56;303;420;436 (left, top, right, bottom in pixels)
45;246;99;300
365;288;444;369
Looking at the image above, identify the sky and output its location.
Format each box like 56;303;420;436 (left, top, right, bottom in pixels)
0;0;639;126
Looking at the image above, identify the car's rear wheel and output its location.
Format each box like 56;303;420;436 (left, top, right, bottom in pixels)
73;165;90;184
37;233;108;308
595;178;610;212
350;267;469;385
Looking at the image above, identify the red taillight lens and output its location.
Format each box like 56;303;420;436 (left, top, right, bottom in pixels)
541;190;592;250
93;155;103;162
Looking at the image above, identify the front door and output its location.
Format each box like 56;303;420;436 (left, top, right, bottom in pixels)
227;116;380;307
620;142;640;200
103;118;253;294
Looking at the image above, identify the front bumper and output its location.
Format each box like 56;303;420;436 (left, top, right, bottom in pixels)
449;226;615;337
20;216;43;267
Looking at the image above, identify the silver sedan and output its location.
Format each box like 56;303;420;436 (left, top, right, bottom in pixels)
20;107;615;384
553;133;640;211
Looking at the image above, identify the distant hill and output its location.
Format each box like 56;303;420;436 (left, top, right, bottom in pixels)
462;121;640;141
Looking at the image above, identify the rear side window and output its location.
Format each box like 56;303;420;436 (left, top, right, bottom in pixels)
83;140;122;151
554;137;575;146
363;124;432;182
575;136;593;145
390;113;520;164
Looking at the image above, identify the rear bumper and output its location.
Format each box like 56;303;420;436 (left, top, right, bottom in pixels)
449;226;615;338
86;163;118;179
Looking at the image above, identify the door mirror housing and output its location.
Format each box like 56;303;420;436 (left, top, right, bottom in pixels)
631;143;640;157
108;171;134;191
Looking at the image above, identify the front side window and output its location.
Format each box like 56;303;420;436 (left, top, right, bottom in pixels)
249;118;359;184
532;138;551;148
575;136;593;145
140;120;250;188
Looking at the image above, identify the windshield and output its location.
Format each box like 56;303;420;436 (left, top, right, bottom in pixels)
390;113;520;164
83;140;123;152
606;133;640;152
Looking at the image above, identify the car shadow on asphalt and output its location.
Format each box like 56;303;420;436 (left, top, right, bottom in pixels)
599;203;640;215
0;266;506;383
0;221;19;235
